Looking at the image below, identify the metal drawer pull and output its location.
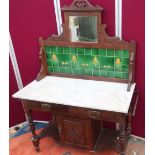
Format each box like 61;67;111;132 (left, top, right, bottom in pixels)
58;126;62;134
41;104;53;111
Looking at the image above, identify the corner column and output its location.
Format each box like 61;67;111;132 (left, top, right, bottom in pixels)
23;102;41;151
116;114;127;155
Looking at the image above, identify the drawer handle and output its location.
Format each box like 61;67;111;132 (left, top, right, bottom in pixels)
41;104;53;111
89;110;101;118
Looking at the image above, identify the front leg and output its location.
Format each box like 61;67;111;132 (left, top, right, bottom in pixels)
26;109;40;151
116;114;127;155
126;108;132;140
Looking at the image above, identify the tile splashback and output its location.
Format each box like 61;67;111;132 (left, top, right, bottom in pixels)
45;46;129;79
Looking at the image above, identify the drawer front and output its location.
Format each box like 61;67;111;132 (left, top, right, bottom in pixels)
67;107;119;122
23;101;69;113
68;107;89;118
88;110;119;122
23;101;53;111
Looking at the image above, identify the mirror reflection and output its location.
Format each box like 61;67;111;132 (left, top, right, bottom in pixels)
69;16;98;42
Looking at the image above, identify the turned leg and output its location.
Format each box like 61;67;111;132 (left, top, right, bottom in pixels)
26;109;40;151
126;109;132;140
116;115;127;155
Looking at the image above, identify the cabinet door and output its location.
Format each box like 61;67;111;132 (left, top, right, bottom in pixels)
55;115;93;150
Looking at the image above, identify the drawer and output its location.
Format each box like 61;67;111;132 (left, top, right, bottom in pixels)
53;104;69;113
88;110;120;122
54;106;89;118
68;107;89;118
23;101;53;112
23;100;69;113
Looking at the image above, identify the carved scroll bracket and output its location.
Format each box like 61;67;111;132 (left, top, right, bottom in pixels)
46;24;68;42
100;24;127;44
127;40;136;91
36;37;48;81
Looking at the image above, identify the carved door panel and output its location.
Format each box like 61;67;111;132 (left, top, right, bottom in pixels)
55;115;93;150
63;119;85;145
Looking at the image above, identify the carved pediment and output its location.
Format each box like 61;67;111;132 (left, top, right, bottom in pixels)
61;0;103;11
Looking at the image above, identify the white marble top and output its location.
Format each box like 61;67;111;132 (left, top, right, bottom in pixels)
12;76;135;113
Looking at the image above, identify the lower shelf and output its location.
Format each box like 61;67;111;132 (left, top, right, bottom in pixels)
95;128;119;152
38;121;127;153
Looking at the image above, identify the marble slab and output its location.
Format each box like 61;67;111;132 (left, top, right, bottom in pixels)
12;76;135;113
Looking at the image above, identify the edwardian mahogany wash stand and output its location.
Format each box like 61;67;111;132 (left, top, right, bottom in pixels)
13;0;139;154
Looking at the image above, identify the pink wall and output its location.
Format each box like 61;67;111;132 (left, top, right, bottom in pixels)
9;0;57;126
122;0;145;138
10;0;145;137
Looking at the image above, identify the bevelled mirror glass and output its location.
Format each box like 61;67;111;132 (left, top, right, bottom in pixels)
69;16;98;43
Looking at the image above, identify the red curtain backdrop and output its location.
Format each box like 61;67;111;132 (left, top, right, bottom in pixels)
9;0;145;138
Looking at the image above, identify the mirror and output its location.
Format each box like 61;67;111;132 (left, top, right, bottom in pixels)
69;16;98;43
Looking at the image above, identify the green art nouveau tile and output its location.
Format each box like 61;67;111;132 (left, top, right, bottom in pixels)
93;70;100;76
92;56;99;70
105;57;114;66
65;67;72;74
58;54;71;67
63;47;70;54
71;54;78;64
114;66;122;71
107;49;114;56
85;48;92;55
122;72;128;79
71;48;77;54
107;71;115;78
100;57;114;71
115;50;123;57
99;56;107;67
47;59;52;66
123;50;129;58
78;55;92;69
122;65;129;72
78;69;85;75
52;61;59;66
71;54;79;68
72;63;79;69
114;57;122;71
51;46;56;53
85;69;92;76
77;48;84;54
45;46;51;53
60;67;66;73
51;53;58;63
46;53;52;59
57;47;63;54
72;69;79;74
98;49;106;56
122;58;129;65
93;64;100;70
53;67;60;72
92;48;98;55
115;72;122;78
100;66;114;71
48;66;53;72
100;70;107;76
